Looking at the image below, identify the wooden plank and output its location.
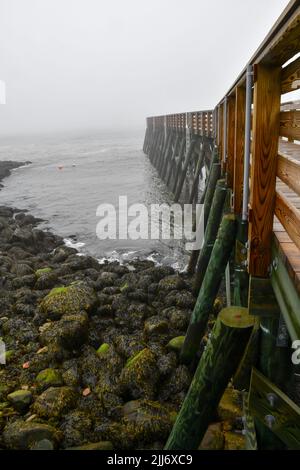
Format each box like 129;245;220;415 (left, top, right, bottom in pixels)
249;368;300;450
262;10;300;66
248;64;281;277
226;95;236;189
275;190;300;251
280;110;300;140
233;86;246;215
218;103;223;164
282;56;300;94
277;153;300;196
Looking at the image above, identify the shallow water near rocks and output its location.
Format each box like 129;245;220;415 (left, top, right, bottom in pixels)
0;130;189;270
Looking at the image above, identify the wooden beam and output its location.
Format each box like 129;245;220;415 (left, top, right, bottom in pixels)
280;109;300;140
248;64;281;277
233;86;246;215
261;9;300;66
249;368;300;449
275;190;300;251
271;239;300;343
282;56;300;94
226;95;236;189
218;103;224;164
277;153;300;196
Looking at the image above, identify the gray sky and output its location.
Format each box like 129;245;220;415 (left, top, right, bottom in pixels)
0;0;291;134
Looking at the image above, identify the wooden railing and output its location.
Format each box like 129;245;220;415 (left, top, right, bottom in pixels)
145;0;300;284
147;110;214;137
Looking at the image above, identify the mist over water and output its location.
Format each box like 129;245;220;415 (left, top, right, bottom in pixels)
0;130;189;269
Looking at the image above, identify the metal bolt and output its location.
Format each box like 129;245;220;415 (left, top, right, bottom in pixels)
272;258;278;271
266;393;277;408
265;414;276;429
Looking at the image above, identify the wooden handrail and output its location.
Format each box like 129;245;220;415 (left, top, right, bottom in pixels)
275;190;300;251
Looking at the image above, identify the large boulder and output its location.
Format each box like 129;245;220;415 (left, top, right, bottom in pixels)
39;313;88;350
39;282;98;319
119;348;159;399
33;386;77;419
3;420;61;449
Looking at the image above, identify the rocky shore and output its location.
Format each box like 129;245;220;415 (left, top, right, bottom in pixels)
0;161;244;450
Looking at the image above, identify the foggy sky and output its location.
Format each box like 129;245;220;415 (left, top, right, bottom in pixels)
0;0;292;134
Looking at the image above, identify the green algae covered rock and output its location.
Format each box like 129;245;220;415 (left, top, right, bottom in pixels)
33;386;77;419
98;400;174;449
7;390;32;413
96;343;110;356
120;348;159;399
36;368;63;391
39;282;98;319
35;267;52;278
66;441;113;450
39;313;88;350
166;336;185;353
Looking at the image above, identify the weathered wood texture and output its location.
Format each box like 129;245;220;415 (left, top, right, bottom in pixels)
181;214;237;364
275;190;300;251
248;64;281;277
233;86;246;216
165;307;254;450
249;368;300;449
282;56;300;94
226;95;236;189
277;153;300;196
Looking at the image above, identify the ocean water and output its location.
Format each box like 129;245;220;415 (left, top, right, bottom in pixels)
0;130;189;269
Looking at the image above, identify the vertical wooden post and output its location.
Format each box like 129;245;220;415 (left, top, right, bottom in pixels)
218;104;223;164
233;85;246;216
226;95;236;190
248;64;281;277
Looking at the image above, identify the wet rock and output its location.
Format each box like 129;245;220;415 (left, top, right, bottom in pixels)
199;423;224;450
166;336;185;353
11;262;34;277
7;390;33;413
33;386;77;419
31;439;54;450
163;306;191;330
36;368;64;391
158;275;186;292
39;282;98;320
12;274;36;289
62;363;80;388
97;271;119;287
119;348;159;400
159;365;192;405
164;290;196;309
157;353;177;376
99;400;174;449
3;420;61;449
224;431;245;450
35;267;52;278
39;312;88;350
78;346;103;388
113;334;146;359
66;441;113;450
11;227;34;245
144;316;169;337
60;410;93;448
35;271;59;290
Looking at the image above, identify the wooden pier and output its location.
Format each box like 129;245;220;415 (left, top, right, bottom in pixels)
143;0;300;450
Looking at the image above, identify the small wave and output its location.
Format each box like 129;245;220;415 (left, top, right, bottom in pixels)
64;238;86;251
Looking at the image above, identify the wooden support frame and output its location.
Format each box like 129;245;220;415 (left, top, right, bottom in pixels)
249;368;300;449
233;86;246;216
226;95;236;189
271;239;300;343
248;64;282;277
